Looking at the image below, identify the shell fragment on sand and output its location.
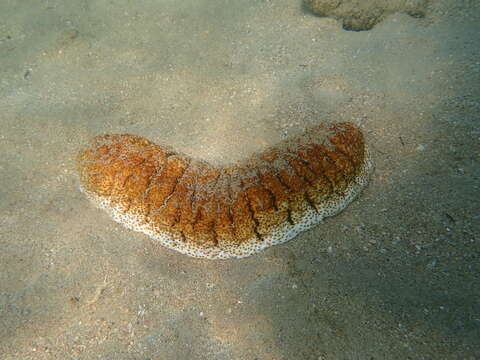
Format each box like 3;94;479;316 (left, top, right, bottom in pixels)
76;122;373;259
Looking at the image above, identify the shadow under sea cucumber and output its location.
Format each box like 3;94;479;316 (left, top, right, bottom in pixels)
76;122;373;259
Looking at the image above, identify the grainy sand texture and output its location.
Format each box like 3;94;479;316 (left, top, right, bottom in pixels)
1;0;479;359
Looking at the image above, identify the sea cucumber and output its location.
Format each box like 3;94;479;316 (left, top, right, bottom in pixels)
76;122;373;259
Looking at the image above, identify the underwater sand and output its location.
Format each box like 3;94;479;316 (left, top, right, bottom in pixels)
0;0;479;358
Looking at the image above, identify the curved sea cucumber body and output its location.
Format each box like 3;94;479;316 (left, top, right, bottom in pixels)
76;122;373;259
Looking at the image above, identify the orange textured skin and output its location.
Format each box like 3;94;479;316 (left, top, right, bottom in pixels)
76;122;372;258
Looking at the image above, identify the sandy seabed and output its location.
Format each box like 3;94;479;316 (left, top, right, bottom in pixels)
1;0;479;359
